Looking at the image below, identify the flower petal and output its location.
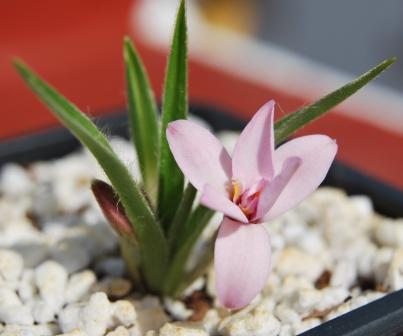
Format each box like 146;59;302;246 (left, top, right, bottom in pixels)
166;120;232;194
232;101;275;189
252;157;301;222
201;185;248;223
265;135;337;220
215;217;271;309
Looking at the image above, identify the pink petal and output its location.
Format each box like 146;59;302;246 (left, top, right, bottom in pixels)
232;101;275;190
166;120;232;194
252;157;301;222
265;135;337;220
215;217;271;309
201;185;248;223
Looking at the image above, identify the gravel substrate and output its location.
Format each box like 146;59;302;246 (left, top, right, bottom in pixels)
0;133;402;336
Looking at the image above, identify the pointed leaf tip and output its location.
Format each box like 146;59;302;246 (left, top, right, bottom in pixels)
123;36;133;59
15;59;168;291
158;0;188;228
274;57;397;144
13;59;31;78
124;34;159;195
123;35;131;44
386;57;397;64
12;58;23;69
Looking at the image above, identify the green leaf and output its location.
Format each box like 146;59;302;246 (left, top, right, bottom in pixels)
274;57;397;145
168;183;197;249
120;237;144;291
177;235;214;295
164;205;214;295
158;0;188;228
14;60;168;292
124;37;159;198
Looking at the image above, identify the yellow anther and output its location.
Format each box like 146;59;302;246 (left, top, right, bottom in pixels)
232;180;241;203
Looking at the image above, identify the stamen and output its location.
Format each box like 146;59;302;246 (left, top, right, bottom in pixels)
236;179;267;220
232;180;242;203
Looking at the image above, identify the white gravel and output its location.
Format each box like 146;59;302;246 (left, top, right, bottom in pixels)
0;135;401;335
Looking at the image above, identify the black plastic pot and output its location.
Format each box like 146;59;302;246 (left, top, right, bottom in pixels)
1;105;402;336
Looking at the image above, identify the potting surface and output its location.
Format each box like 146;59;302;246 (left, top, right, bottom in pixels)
0;109;402;335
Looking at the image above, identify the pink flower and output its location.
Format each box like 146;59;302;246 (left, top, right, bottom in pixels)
166;100;337;309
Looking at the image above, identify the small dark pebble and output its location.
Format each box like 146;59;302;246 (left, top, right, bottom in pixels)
185;290;212;321
315;270;332;289
358;277;377;291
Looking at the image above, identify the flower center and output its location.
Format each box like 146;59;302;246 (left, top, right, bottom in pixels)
231;180;265;220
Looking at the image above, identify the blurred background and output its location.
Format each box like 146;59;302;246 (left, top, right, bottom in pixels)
1;0;402;188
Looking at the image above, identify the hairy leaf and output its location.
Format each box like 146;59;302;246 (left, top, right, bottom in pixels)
158;0;188;228
14;60;168;291
168;183;197;249
164;205;214;295
274;58;397;144
124;37;159;197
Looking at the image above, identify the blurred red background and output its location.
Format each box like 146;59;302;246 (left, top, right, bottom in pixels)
1;0;403;189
